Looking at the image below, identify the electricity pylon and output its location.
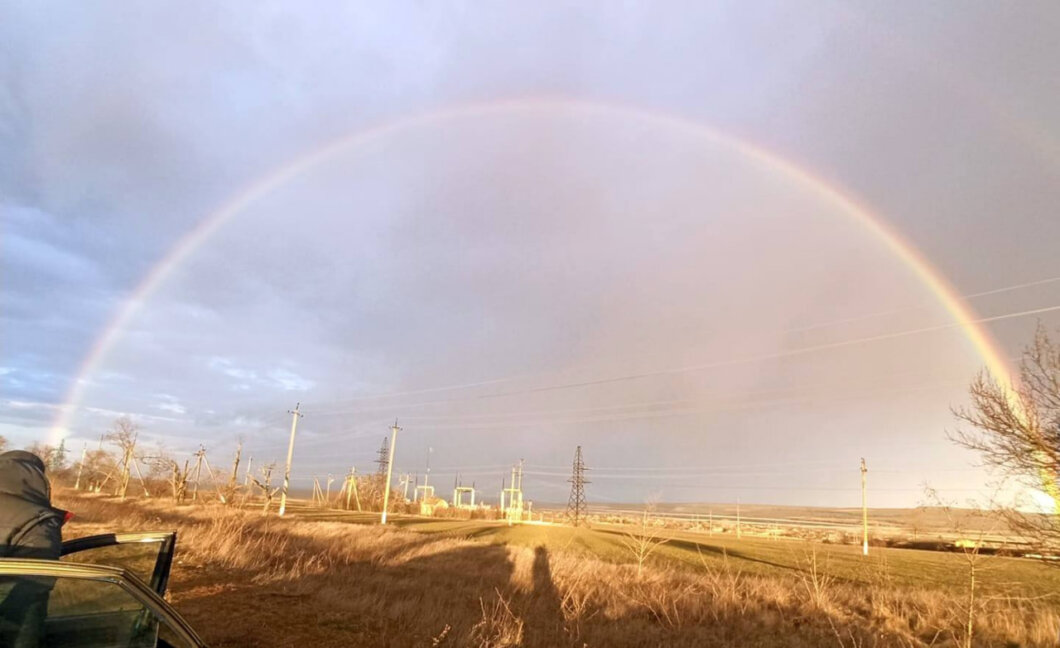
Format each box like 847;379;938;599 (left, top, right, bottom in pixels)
565;446;590;527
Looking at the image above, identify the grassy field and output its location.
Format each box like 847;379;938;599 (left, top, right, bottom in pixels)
56;492;1060;647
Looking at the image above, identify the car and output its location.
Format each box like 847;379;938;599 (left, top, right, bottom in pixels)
0;532;206;648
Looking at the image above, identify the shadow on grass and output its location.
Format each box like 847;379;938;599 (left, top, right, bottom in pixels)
593;527;797;573
62;496;983;648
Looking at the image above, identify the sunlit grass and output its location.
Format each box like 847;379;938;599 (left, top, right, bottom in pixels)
56;491;1060;647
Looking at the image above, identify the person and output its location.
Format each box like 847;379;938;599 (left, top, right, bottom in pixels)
0;450;68;647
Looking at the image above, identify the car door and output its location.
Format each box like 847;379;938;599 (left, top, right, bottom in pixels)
61;532;176;597
0;559;206;648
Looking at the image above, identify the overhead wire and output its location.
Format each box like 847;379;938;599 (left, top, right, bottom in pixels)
298;274;1060;414
299;301;1060;419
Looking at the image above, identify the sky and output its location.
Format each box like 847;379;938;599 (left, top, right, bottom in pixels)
2;1;1060;508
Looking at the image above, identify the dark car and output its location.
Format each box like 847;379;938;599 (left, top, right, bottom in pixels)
0;532;206;647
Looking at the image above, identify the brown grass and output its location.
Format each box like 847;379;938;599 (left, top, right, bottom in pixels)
56;492;1060;647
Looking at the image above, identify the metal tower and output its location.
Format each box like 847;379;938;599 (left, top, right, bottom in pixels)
566;446;590;526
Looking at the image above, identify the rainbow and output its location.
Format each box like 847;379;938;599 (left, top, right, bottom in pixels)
51;97;1020;446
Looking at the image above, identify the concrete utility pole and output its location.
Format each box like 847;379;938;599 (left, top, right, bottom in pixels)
345;467;357;511
229;441;243;491
74;443;87;490
380;420;400;525
736;498;741;539
423;447;432;492
861;457;869;556
278;403;303;517
191;445;206;501
400;473;411;501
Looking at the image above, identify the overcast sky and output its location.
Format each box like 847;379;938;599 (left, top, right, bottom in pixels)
3;1;1059;507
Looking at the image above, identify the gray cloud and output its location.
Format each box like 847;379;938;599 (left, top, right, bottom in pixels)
1;1;1058;505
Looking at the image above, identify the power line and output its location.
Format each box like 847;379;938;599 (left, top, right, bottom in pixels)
787;274;1060;335
302;276;1060;412
298;301;1060;420
298;279;1060;416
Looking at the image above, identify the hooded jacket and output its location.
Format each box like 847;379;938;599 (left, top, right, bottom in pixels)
0;450;66;558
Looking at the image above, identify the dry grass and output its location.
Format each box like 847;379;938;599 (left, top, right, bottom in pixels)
56;492;1060;647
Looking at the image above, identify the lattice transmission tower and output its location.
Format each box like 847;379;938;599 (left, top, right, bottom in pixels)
566;445;590;526
375;436;391;478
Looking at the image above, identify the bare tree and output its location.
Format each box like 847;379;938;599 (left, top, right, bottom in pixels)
251;463;280;514
0;435;7;452
218;440;243;505
620;506;671;578
170;459;191;503
106;417;139;499
142;449;192;504
84;447;119;492
25;442;61;468
923;487;1002;648
950;324;1060;555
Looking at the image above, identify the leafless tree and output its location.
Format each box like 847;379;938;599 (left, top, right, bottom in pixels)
81;447;117;492
0;435;7;452
105;417;139;499
25;442;71;478
218;440;243;505
620;505;671;578
923;487;1003;648
142;449;192;504
950;324;1060;555
251;463;280;514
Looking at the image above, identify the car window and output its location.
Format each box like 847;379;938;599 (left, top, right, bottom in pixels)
0;574;195;648
61;540;163;588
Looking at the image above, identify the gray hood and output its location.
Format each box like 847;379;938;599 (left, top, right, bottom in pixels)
0;450;53;508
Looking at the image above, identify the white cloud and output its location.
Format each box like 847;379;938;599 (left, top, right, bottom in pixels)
208;357;259;381
155;394;187;415
269;369;314;392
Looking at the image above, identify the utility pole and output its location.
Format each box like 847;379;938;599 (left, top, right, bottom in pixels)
191;445;206;501
565;446;590;527
517;459;524;513
736;498;741;539
311;477;323;507
54;438;68;472
380;420;400;525
229;441;243;492
422;447;433;494
239;455;253;507
131;457;151;497
74;443;87;490
861;457;869;556
326;474;334;508
278;403;302;517
201;450;225;501
345;467;357;511
400;473;411;501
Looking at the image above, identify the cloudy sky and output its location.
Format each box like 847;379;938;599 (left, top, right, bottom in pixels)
3;1;1059;507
